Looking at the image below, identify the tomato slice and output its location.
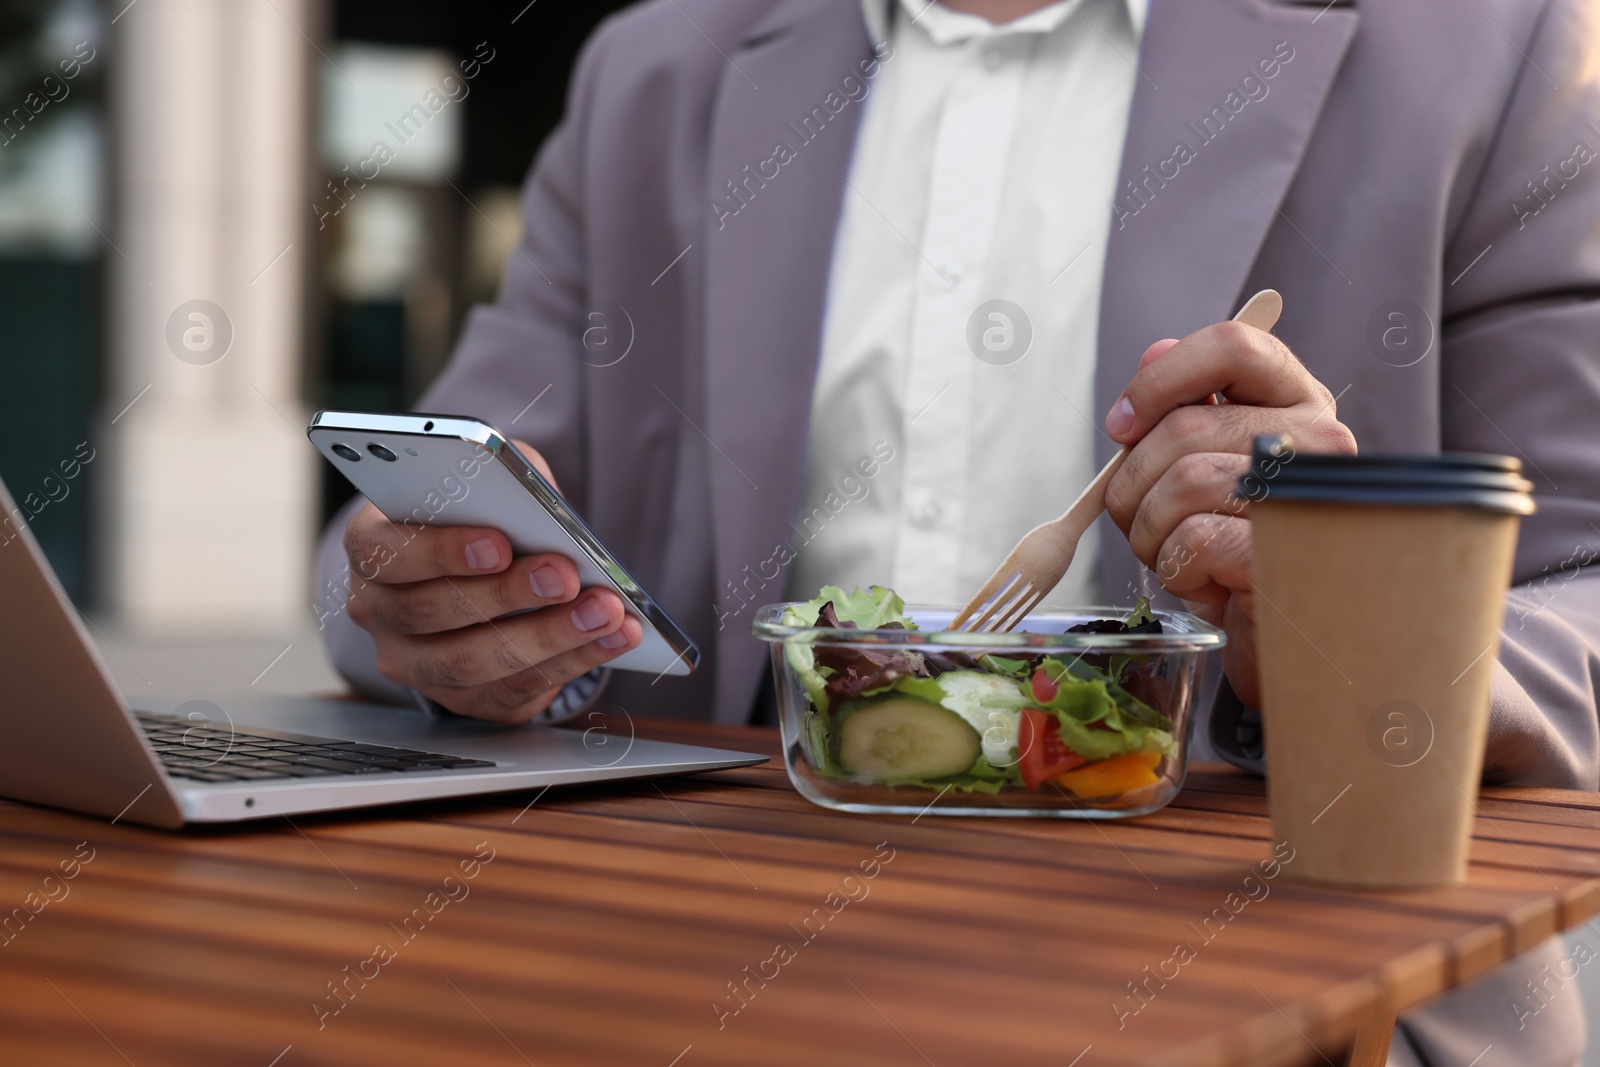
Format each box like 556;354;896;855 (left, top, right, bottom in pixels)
1018;707;1088;790
1030;668;1059;705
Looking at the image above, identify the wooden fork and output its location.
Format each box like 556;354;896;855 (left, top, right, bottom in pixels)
949;289;1285;633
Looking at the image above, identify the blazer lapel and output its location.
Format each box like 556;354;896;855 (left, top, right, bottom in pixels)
701;0;874;722
1096;0;1359;599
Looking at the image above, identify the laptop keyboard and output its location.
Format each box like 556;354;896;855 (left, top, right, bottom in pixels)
135;711;496;783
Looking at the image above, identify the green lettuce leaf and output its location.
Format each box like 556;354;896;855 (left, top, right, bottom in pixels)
780;584;914;631
1046;657;1174;733
884;755;1021;794
803;710;840;776
1054;710;1176;762
1030;660;1178;761
785;641;832;717
976;654;1032;677
888;671;1026;714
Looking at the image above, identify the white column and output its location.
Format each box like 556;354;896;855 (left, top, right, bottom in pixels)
103;0;319;630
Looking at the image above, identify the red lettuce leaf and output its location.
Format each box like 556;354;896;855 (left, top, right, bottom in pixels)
813;602;934;706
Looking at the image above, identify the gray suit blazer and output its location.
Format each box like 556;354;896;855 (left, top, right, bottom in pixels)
321;0;1600;787
315;1;1600;1061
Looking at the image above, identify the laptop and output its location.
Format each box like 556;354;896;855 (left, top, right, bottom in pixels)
0;475;766;829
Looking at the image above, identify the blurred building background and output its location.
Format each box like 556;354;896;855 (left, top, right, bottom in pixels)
0;0;630;696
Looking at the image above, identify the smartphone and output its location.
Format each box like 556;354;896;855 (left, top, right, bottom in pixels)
307;410;698;677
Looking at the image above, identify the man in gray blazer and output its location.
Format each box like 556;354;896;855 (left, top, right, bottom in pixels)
316;0;1600;1062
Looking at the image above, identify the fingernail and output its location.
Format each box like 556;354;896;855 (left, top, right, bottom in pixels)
464;537;500;570
529;565;564;598
596;631;629;650
1106;395;1135;436
571;598;611;632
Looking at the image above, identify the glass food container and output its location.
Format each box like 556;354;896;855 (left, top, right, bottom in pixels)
753;600;1225;818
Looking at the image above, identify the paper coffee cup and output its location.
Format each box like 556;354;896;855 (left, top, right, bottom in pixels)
1242;435;1534;888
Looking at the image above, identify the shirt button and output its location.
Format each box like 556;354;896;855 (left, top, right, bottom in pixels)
909;496;943;529
980;44;1006;72
935;262;963;287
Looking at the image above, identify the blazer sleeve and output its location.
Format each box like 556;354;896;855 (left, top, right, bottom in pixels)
1214;0;1600;792
312;17;624;704
1436;0;1600;790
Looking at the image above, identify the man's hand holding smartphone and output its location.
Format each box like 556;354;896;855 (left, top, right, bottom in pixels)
341;442;642;723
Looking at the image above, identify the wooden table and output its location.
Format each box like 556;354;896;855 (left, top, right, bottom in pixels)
2;719;1598;1067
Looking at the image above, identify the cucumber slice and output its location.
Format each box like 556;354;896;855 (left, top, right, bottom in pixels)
835;697;982;782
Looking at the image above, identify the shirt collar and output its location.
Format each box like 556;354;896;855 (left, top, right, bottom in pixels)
862;0;1146;47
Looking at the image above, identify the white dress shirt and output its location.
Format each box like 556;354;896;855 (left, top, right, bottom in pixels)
787;0;1145;610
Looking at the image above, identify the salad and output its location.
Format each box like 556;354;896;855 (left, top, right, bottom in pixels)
779;586;1179;799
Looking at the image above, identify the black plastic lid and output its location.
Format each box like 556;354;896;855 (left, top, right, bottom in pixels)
1239;435;1536;515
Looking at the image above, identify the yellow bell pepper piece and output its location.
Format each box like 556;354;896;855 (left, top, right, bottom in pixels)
1052;751;1161;798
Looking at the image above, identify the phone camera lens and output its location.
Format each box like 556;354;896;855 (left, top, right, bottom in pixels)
331;443;361;462
366;443;398;462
